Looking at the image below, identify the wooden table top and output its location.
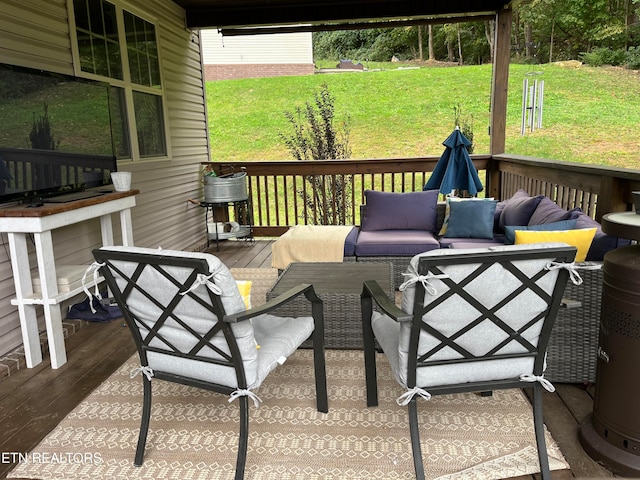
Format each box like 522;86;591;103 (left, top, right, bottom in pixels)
0;189;139;217
269;262;392;296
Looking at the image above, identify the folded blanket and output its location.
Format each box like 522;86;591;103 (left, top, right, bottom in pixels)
271;225;354;270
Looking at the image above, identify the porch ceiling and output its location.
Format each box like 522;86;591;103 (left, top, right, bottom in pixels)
173;0;512;31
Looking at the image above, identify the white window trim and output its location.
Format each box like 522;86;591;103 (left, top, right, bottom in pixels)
66;0;171;162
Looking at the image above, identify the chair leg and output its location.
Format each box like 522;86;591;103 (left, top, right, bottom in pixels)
313;330;329;413
134;377;152;467
361;294;379;407
311;299;328;413
531;386;551;480
235;395;249;480
408;398;425;480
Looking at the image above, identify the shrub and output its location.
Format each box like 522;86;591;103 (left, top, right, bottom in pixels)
280;84;353;225
626;47;640;70
580;47;626;67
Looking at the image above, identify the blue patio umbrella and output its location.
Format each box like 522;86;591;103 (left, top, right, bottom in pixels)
423;127;483;196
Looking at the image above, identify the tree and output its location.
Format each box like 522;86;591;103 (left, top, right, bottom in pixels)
280;84;353;225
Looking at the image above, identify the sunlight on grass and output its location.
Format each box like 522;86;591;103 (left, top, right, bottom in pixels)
207;63;640;169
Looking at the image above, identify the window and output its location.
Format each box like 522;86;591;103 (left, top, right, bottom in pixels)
71;0;167;160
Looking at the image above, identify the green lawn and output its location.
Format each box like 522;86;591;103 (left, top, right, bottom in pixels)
206;63;640;169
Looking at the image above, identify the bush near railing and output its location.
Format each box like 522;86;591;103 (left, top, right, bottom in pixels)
203;154;640;236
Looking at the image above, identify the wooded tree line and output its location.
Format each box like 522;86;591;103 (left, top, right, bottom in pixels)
313;0;640;67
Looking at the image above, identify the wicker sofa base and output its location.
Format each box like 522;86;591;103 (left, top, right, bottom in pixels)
545;264;602;383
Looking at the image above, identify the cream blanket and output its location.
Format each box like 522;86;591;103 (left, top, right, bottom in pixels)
271;225;354;270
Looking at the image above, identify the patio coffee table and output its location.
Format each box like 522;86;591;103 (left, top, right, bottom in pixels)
266;262;394;349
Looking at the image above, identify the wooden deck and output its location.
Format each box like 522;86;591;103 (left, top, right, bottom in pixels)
0;239;616;479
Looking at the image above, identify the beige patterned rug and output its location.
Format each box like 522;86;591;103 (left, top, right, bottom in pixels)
9;347;568;480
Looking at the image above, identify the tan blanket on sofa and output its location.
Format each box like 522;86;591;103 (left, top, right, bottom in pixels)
271;225;354;270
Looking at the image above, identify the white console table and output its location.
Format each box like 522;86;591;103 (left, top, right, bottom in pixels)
0;190;138;369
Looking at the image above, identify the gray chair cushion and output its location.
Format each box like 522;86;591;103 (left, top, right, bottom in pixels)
373;243;567;388
97;246;312;390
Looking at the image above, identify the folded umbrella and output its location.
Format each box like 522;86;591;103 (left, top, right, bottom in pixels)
424;126;483;196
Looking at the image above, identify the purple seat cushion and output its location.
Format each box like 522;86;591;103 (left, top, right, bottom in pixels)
499;189;544;231
355;230;440;256
361;189;439;232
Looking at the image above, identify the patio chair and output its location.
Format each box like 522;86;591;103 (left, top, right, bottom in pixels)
90;246;328;480
361;243;577;480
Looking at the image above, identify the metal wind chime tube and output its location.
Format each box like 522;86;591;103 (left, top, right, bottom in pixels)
521;74;545;135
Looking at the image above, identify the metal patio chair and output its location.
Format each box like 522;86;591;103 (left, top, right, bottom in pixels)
91;246;328;480
361;243;577;480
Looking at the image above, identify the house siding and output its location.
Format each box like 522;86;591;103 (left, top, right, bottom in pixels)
200;29;314;80
0;0;209;360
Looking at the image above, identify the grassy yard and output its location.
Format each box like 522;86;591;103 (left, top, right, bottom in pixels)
206;62;640;169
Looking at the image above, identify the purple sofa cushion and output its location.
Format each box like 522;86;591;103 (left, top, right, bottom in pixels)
354;230;440;256
528;197;573;225
499;189;544;231
343;226;359;256
361;189;439;232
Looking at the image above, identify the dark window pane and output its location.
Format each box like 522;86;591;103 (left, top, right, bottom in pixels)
133;91;165;157
87;0;104;37
127;46;140;84
77;36;95;74
109;87;131;159
149;55;161;87
106;40;123;80
102;1;117;37
135;16;146;50
92;39;109;77
73;0;90;31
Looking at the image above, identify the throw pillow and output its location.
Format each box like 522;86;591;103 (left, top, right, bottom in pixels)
514;227;597;262
499;189;544;231
439;196;494;236
443;199;498;239
361;189;439;231
504;219;578;245
527;197;573;225
236;280;252;309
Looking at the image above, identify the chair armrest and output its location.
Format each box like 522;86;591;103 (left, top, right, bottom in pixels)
224;283;320;323
362;280;411;323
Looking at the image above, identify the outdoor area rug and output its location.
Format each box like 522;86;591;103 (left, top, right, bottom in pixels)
9;347;568;480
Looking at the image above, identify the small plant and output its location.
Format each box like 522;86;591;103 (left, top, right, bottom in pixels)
202;164;217;178
280;84;353;225
453;103;474;154
28;102;59;150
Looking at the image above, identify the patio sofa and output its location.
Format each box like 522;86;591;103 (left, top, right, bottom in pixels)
345;188;631;383
348;188;628;287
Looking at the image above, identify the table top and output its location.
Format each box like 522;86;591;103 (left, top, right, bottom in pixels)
602;211;640;241
0;189;139;217
269;262;393;296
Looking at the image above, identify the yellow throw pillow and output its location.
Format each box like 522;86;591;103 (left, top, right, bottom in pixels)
235;280;252;309
514;228;597;262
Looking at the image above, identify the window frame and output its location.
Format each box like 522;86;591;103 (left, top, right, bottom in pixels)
67;0;171;162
